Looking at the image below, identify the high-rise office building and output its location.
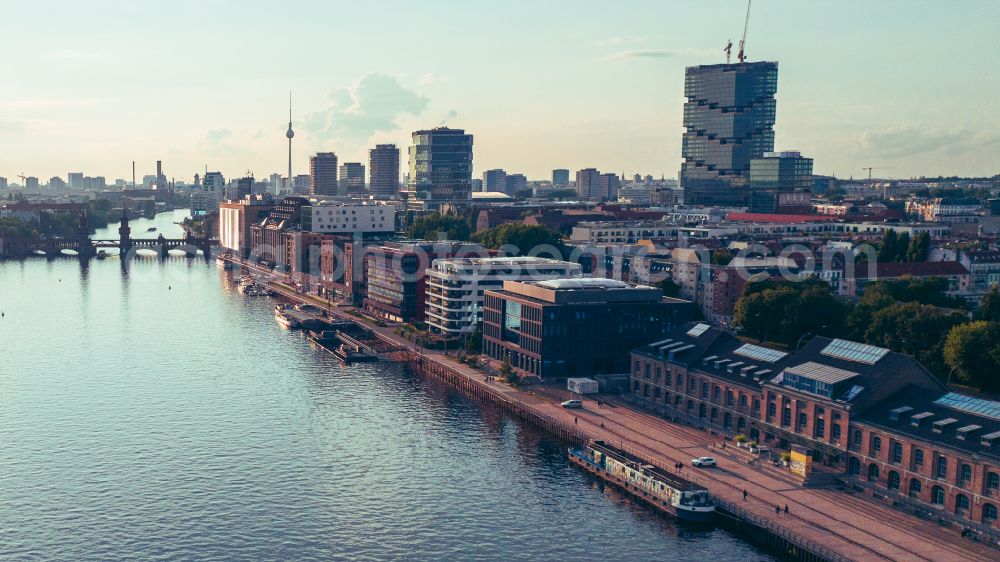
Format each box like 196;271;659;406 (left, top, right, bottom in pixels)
552;169;570;187
338;162;365;196
235;175;254;200
505;173;528;196
575;168;600;199
680;61;778;206
0;177;7;189
67;172;84;189
404;127;473;210
369;144;400;198
309;152;338;197
48;177;66;190
25;177;40;190
749;151;813;191
483;169;507;193
748;151;814;214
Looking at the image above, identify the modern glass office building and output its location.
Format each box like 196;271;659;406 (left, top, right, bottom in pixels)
404;127;474;210
680;61;778;206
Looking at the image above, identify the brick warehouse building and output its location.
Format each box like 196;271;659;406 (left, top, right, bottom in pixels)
629;323;1000;530
483;278;695;379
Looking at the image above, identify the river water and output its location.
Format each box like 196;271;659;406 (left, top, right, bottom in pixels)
0;209;775;561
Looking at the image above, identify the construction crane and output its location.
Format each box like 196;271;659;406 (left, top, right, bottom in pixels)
737;0;752;63
724;39;733;63
17;172;27;185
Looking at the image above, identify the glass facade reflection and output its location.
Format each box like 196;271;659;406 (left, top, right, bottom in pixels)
680;62;778;206
404;127;474;210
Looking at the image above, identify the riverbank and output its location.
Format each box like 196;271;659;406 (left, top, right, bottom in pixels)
224;255;997;562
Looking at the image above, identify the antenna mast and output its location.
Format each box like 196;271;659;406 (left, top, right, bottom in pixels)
737;0;752;63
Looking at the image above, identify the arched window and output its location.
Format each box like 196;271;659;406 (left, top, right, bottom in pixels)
887;471;900;490
983;503;998;524
848;457;861;475
936;457;948;479
987;472;1000;491
960;464;972;484
909;478;922;498
890;442;903;464
868;463;880;481
723;412;732;428
931;486;945;505
956;494;970;514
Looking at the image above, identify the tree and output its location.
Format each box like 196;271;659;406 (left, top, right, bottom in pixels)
655;277;682;298
499;358;518;385
733;279;845;346
944;321;1000;392
895;232;911;262
974;285;1000;322
864;302;967;378
878;230;899;263
907;232;930;262
471;223;567;258
711;249;734;266
406;213;471;241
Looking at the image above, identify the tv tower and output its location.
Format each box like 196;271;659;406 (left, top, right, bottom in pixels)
286;91;294;191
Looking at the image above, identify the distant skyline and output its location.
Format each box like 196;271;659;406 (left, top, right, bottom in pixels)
2;0;999;183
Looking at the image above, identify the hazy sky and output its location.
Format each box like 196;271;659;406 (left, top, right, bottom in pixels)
3;0;999;184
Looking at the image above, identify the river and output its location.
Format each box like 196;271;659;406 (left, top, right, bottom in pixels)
0;209;776;561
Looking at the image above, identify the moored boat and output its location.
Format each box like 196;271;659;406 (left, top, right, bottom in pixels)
569;440;715;523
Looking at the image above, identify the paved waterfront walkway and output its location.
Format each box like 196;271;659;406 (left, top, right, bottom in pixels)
250;262;997;561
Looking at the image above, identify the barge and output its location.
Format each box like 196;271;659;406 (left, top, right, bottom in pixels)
569;440;715;523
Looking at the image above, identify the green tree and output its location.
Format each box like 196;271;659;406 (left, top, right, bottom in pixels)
498;358;518;385
944;321;1000;392
895;232;911;262
864;302;967;378
711;249;734;266
733;279;845;346
974;285;1000;322
906;232;930;262
878;230;899;263
655;277;682;298
471;223;567;258
406;212;472;241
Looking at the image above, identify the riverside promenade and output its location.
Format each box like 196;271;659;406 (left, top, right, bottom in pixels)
235;259;998;561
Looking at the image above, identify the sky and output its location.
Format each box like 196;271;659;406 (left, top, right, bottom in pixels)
2;0;999;184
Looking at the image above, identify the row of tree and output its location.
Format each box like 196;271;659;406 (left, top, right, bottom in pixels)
875;231;930;263
733;278;1000;393
404;212;570;259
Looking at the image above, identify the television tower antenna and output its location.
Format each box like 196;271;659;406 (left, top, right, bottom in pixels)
737;0;752;63
286;91;294;187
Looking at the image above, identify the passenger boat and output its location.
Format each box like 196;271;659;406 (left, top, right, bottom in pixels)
95;250;108;260
147;227;157;232
569;440;715;523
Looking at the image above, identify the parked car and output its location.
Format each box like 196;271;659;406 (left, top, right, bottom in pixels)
691;457;717;468
561;399;583;409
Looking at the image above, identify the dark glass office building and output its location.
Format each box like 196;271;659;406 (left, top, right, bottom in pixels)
680;61;778;206
404;127;474;210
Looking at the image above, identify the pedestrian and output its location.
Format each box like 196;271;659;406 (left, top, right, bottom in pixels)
575;417;578;424
743;489;748;501
775;505;781;516
784;504;788;515
600;422;605;428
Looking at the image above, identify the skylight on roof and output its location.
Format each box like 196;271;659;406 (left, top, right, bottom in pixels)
733;343;788;363
820;339;890;365
933;392;1000;422
687;323;710;337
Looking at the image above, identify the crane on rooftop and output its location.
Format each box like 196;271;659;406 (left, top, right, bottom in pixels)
724;39;733;63
737;0;752;63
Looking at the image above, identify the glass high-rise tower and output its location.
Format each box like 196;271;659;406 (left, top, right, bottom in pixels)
680;61;778;206
404;127;473;211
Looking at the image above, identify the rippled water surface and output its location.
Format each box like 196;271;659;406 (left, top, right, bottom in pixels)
0;210;776;561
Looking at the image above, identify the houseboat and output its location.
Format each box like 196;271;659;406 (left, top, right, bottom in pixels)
569;440;715;523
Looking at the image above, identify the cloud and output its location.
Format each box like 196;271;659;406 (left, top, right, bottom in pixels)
304;72;429;147
856;126;1000;158
0;121;25;133
206;129;232;143
594;48;715;63
419;73;446;86
589;37;647;47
